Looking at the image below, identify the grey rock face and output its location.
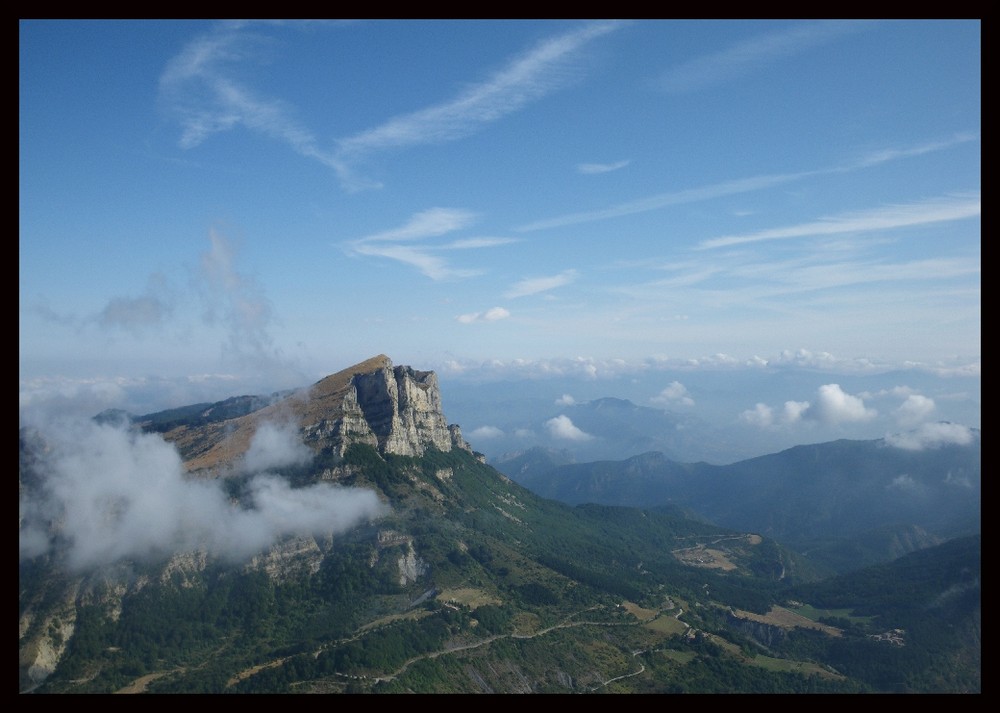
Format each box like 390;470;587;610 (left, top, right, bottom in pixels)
354;364;454;456
304;357;469;458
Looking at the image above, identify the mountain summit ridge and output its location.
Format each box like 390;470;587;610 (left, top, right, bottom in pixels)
159;355;471;474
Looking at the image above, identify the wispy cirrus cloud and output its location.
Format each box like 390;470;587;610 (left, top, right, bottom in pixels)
577;159;630;174
518;171;807;232
697;191;981;249
517;135;977;233
332;21;622;189
609;244;980;325
159;23;353;182
844;132;979;170
445;237;521;249
505;269;578;298
456;307;511;324
336;21;622;160
358;208;478;243
657;20;869;93
351;243;480;281
161;21;621;191
346;208;514;280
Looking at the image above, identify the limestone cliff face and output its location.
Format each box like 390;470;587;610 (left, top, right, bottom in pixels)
177;355;471;473
303;355;469;458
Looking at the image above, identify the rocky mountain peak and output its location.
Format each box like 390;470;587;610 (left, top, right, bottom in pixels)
166;355;470;475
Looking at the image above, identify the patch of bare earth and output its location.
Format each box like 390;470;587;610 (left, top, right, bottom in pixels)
115;670;178;694
732;605;843;637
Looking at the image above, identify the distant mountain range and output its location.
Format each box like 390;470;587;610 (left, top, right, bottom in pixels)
19;357;980;693
495;432;980;574
441;367;982;466
460;394;750;464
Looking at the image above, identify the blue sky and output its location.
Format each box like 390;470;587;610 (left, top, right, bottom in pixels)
20;20;980;442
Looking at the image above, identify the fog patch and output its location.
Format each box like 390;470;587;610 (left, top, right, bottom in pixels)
19;418;386;571
242;421;313;472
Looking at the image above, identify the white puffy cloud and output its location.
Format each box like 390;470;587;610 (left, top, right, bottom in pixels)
741;399;810;428
555;394;577;406
741;384;873;429
651;381;694;406
807;384;876;424
468;425;504;439
894;394;936;428
886;422;976;451
782;400;810;423
545;415;593;441
740;403;774;427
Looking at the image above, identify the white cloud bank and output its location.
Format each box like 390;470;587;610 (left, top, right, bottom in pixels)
19;419;387;571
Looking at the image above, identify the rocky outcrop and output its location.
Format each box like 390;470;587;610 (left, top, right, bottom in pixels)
176;355;471;473
348;361;455;457
301;356;470;458
726;612;786;648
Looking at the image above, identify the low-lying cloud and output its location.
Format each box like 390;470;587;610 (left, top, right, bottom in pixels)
242;421;313;472
19;418;387;571
546;415;593;441
885;422;976;451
